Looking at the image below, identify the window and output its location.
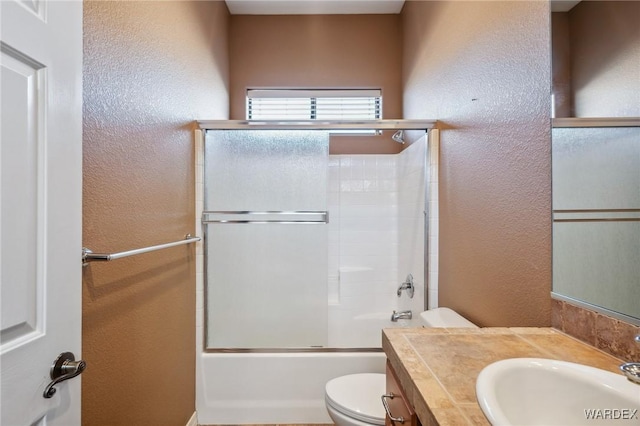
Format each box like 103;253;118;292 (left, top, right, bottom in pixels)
246;89;382;121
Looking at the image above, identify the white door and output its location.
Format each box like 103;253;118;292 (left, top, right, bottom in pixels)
1;0;83;425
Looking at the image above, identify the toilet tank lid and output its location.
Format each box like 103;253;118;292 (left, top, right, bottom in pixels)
419;307;478;328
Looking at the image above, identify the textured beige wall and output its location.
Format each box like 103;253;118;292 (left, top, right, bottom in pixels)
568;1;640;117
229;14;403;154
82;1;228;425
402;1;552;327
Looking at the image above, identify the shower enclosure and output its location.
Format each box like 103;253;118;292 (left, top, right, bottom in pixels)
196;120;437;423
204;129;330;349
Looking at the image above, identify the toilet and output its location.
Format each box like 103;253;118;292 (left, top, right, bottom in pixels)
324;308;477;426
325;373;386;426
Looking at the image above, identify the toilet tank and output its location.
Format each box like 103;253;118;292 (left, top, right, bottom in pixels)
419;307;478;328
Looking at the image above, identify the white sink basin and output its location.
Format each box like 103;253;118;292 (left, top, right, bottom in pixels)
476;358;640;426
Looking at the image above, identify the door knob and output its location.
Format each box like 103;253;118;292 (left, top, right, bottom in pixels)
43;352;86;398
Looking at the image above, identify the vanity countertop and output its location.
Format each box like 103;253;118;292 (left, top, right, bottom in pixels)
382;327;624;425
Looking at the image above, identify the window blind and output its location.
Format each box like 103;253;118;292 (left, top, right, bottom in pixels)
247;89;382;121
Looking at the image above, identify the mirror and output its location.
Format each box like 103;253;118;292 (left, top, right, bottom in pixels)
551;1;639;119
550;1;640;324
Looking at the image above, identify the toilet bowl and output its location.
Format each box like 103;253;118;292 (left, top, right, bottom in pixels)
325;308;477;426
325;373;386;426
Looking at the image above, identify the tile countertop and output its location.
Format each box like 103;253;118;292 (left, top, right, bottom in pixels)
382;327;625;426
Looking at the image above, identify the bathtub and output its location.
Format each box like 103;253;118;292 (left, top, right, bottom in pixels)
196;315;423;424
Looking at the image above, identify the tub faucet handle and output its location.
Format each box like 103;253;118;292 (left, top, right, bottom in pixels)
396;274;414;298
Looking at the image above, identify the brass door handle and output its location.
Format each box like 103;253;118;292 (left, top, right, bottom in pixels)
43;352;86;398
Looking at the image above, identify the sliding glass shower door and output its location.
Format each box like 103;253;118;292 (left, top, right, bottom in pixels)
204;130;329;349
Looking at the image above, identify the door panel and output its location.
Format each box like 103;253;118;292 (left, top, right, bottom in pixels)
1;0;83;425
204;130;329;349
1;43;46;351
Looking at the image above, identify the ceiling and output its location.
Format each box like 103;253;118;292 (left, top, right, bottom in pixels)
224;0;406;15
225;0;582;16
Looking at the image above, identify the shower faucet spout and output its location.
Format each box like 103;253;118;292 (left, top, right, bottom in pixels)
391;310;412;322
396;274;414;298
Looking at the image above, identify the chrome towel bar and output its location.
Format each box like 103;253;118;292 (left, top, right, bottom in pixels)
202;210;328;224
82;234;200;266
553;209;640;222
